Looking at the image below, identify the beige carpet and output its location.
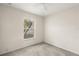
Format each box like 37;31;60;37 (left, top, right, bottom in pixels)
1;43;79;56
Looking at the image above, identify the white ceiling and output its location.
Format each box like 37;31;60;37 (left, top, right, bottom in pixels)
3;3;79;16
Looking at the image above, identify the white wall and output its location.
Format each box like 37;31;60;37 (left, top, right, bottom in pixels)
45;6;79;55
0;5;44;54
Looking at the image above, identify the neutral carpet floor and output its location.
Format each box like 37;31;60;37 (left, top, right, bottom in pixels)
1;43;79;56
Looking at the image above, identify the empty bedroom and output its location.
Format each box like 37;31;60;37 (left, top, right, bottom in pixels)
0;3;79;56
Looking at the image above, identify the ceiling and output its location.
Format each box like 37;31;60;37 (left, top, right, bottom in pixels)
2;3;79;16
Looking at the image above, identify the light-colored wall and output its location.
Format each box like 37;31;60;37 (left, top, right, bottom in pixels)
0;5;44;54
45;6;79;54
